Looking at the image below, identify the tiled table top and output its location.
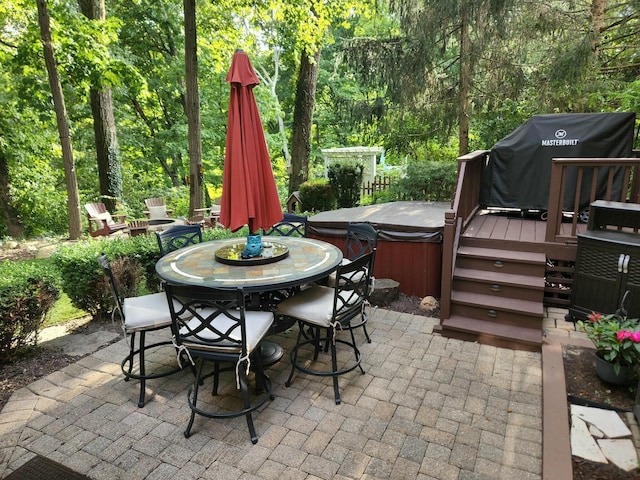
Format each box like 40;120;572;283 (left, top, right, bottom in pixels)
156;236;343;293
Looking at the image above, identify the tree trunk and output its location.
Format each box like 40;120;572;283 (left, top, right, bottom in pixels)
289;50;320;194
78;0;121;213
0;152;24;238
36;0;82;240
458;11;470;156
590;0;606;58
183;0;203;215
89;88;121;212
256;48;291;169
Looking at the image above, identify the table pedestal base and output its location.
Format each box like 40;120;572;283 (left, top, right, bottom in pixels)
260;341;284;367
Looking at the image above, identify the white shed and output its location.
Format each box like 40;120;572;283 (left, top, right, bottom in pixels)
321;147;384;188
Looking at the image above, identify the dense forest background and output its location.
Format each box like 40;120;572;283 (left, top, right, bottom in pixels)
0;0;638;239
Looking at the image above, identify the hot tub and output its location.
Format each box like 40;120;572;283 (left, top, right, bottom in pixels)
308;201;448;298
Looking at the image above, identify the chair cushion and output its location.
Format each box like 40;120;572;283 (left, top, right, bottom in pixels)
148;205;168;219
276;285;360;327
123;292;174;332
91;211;112;228
326;259;366;288
179;310;273;354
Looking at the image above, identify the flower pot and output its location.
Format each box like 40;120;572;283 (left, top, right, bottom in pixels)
594;351;630;385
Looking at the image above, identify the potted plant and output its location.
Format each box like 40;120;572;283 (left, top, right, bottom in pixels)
577;311;640;383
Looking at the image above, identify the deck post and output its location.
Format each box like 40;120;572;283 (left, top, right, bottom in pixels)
440;210;456;320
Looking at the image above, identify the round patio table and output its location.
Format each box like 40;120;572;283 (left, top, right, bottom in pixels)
156;236;343;364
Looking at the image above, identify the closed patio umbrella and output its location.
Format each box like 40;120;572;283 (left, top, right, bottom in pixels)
219;49;283;241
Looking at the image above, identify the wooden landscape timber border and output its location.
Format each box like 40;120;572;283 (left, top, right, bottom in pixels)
542;333;594;480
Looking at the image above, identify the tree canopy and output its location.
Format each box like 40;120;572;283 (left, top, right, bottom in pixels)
0;0;638;238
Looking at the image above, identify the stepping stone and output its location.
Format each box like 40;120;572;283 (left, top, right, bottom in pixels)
598;439;638;471
589;424;604;438
571;415;608;463
571;404;631;438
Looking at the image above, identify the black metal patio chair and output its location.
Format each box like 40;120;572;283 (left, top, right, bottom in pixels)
276;250;375;404
164;283;274;443
98;254;186;408
156;224;202;257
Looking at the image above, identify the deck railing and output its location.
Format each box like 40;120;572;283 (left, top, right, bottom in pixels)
440;150;489;320
545;156;640;243
440;150;640;321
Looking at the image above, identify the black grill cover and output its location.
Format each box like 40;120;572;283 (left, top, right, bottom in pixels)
480;112;636;211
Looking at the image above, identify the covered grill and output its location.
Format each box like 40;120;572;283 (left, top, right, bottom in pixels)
480;112;636;213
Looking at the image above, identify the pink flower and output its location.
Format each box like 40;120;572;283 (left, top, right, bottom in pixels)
617;330;631;341
616;330;640;342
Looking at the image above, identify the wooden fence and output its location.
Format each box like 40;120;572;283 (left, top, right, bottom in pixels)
361;176;391;196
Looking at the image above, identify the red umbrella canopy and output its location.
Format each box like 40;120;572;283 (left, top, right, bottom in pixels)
219;50;283;233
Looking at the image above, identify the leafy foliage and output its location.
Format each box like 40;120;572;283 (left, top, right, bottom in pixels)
50;227;243;317
327;162;364;208
52;236;146;317
2;0;640;240
392;160;458;202
578;311;640;375
0;260;59;363
299;179;336;212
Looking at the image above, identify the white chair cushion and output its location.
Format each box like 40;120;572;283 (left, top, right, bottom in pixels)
326;259;366;288
148;205;168;219
179;310;273;354
92;211;113;228
276;285;360;328
123;292;174;332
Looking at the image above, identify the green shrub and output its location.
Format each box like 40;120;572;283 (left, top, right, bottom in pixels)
327;163;364;208
299;179;336;212
51;236;158;319
368;188;397;205
51;227;244;319
392;160;457;202
0;260;59;363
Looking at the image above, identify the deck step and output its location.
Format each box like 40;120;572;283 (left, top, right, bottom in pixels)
442;238;547;350
457;246;546;264
453;267;545;302
439;315;542;349
456;246;546;276
450;291;544;316
454;268;545;290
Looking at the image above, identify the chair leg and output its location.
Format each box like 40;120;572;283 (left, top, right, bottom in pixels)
137;331;147;408
121;328;184;408
330;330;341;405
237;363;258;444
124;332;136;381
212;362;220;395
362;322;371;343
350;328;366;375
185;358;204;438
285;325;304;387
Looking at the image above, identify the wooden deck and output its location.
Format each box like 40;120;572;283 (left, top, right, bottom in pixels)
438;151;640;350
462;210;588;244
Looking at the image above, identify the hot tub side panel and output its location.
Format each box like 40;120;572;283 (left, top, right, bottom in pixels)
308;232;442;298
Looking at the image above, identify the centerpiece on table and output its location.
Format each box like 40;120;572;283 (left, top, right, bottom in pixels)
577;311;640;384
